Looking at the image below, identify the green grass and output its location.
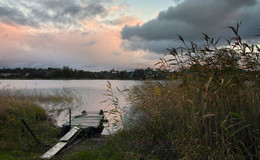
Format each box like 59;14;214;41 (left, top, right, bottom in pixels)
0;87;68;159
66;145;122;160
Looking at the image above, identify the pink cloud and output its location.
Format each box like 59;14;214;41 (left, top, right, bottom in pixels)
0;15;156;70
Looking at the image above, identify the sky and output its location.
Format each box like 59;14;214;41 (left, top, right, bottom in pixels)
0;0;259;71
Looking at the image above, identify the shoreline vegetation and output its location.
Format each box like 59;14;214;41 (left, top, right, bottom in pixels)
0;67;167;80
66;25;260;159
1;24;259;159
0;88;61;159
0;86;79;160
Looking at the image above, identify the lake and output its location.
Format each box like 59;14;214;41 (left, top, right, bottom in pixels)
0;79;141;134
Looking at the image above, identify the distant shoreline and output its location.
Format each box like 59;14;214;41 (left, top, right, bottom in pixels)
0;78;147;80
0;67;166;80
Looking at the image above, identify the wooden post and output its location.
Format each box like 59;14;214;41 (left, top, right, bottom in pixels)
99;109;104;115
20;118;40;144
69;109;71;129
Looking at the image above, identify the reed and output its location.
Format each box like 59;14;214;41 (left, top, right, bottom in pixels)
124;24;260;159
68;24;260;160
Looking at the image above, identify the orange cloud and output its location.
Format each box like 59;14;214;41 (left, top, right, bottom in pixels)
42;16;153;69
0;15;155;69
0;22;27;41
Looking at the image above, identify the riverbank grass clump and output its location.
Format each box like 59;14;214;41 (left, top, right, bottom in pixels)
0;87;71;159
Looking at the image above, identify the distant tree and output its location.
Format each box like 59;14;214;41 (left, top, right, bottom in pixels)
62;66;72;79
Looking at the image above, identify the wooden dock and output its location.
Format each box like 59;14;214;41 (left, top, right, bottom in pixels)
63;112;104;129
41;110;107;159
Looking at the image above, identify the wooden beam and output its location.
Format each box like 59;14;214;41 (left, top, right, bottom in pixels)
40;142;67;159
59;126;80;142
41;126;81;159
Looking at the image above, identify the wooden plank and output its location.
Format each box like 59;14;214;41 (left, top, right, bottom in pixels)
59;126;80;142
41;142;67;159
66;122;100;126
41;126;82;159
73;117;102;120
79;122;100;128
70;119;101;123
66;122;100;128
62;114;103;128
72;116;102;120
63;120;100;125
66;115;103;122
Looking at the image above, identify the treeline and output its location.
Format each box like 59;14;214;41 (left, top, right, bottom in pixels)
0;66;166;80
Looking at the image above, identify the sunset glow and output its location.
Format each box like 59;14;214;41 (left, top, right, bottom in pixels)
0;0;259;70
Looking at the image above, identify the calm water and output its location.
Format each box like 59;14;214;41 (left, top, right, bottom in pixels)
0;80;141;134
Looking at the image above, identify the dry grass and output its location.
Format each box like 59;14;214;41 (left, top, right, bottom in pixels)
68;24;260;160
123;24;260;159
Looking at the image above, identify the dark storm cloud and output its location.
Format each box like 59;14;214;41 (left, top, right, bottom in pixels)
0;0;107;28
121;0;260;53
42;0;106;18
0;6;37;26
36;0;107;28
121;39;177;53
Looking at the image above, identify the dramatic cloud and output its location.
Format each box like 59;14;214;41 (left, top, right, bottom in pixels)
121;0;260;53
104;16;143;27
1;0;259;70
0;6;37;26
0;0;107;30
0;1;149;71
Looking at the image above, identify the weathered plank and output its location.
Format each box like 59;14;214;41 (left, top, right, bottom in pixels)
59;126;80;142
77;116;102;119
41;142;67;159
63;114;103;128
71;123;99;128
73;116;101;120
70;119;100;122
63;119;100;124
41;126;81;159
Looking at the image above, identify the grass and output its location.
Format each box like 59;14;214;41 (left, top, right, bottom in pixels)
0;86;74;159
65;144;122;160
66;24;260;160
